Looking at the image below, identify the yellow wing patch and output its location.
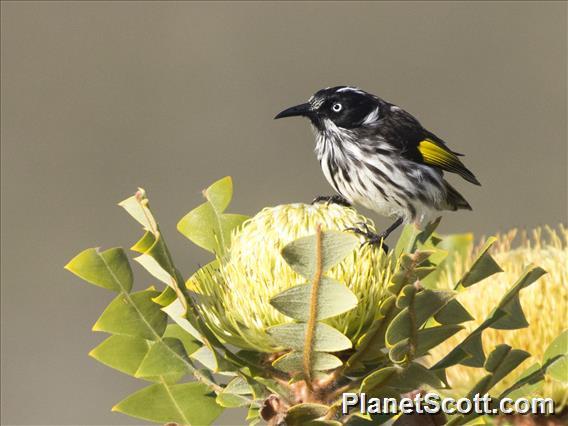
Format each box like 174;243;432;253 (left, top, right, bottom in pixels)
418;139;480;185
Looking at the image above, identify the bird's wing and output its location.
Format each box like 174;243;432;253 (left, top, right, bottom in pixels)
416;138;480;185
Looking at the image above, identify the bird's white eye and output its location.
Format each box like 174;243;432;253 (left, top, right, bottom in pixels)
332;102;342;112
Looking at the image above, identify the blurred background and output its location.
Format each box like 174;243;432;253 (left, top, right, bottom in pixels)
1;1;566;425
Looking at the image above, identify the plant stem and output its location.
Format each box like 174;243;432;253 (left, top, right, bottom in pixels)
303;225;324;392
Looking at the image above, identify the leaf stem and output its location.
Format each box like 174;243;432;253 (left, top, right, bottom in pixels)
303;225;324;392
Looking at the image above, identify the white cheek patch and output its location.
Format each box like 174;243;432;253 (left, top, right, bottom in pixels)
362;107;380;125
309;96;325;110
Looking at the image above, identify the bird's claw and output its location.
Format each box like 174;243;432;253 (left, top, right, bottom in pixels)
345;222;389;252
312;195;352;207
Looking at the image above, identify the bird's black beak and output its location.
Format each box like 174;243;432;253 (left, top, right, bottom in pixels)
274;103;311;119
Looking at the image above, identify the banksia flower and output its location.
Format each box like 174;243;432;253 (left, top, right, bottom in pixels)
430;225;568;409
187;203;393;353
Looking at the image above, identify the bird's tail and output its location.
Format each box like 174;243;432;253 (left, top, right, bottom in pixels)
443;181;472;211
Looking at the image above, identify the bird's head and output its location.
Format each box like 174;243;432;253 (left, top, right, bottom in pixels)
274;86;383;132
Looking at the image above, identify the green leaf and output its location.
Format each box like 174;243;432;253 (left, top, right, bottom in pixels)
389;325;464;363
216;391;250;408
485;265;546;330
390;362;444;391
190;346;236;374
386;290;454;346
135;338;191;378
204;175;233;212
177;177;247;255
456;237;502;288
118;188;157;232
152;286;177;307
112;382;223;425
284;403;329;425
360;367;398;394
434;299;474;324
270;277;358;321
543;329;568;383
281;231;359;278
162;298;204;343
65;247;132;293
163;324;202;357
93;288;167;340
500;363;545;399
89;335;150;377
267;323;352;352
273;351;342;373
216;377;252;408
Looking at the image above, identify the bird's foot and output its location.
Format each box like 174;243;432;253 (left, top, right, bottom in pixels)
312;195;352;207
345;222;389;252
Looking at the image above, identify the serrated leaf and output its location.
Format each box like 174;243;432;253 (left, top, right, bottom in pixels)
204;175;233;212
281;231;358;278
216;377;252;408
433;330;485;369
190;346;236;374
93;288;167;340
152;286;177;307
163;323;201;357
270;277;358;321
386;290;454;346
177;177;247;256
273;351;342;373
543;330;568;383
360;367;398;394
434;299;474;324
491;295;528;330
112;382;223;425
486;265;546;330
502;363;544;399
267;323;352;352
457;237;502;288
118;188;157;232
389;325;464;363
216;391;250;408
390;362;443;391
65;247;132;293
89;335;150;377
285;403;329;425
135;338;191;378
162;297;204;343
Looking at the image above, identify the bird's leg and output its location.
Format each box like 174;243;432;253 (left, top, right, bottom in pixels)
311;195;352;207
346;217;404;252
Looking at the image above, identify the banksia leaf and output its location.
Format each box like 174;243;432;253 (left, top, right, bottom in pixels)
135;338;191;378
456;237;502;288
386;289;454;346
92;288;167;340
270;277;358;321
89;335;150;377
177;176;248;256
284;403;330;426
543;330;568;383
112;382;223;425
272;351;342;373
65;247;132;293
281;230;359;278
267;322;352;352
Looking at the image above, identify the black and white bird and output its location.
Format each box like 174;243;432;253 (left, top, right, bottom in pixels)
274;86;480;247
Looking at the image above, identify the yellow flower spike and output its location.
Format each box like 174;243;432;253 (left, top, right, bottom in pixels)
430;225;568;410
188;203;393;353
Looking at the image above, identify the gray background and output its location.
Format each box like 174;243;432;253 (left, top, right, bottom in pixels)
1;1;566;425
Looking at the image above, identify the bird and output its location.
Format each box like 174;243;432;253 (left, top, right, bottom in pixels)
274;86;480;249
